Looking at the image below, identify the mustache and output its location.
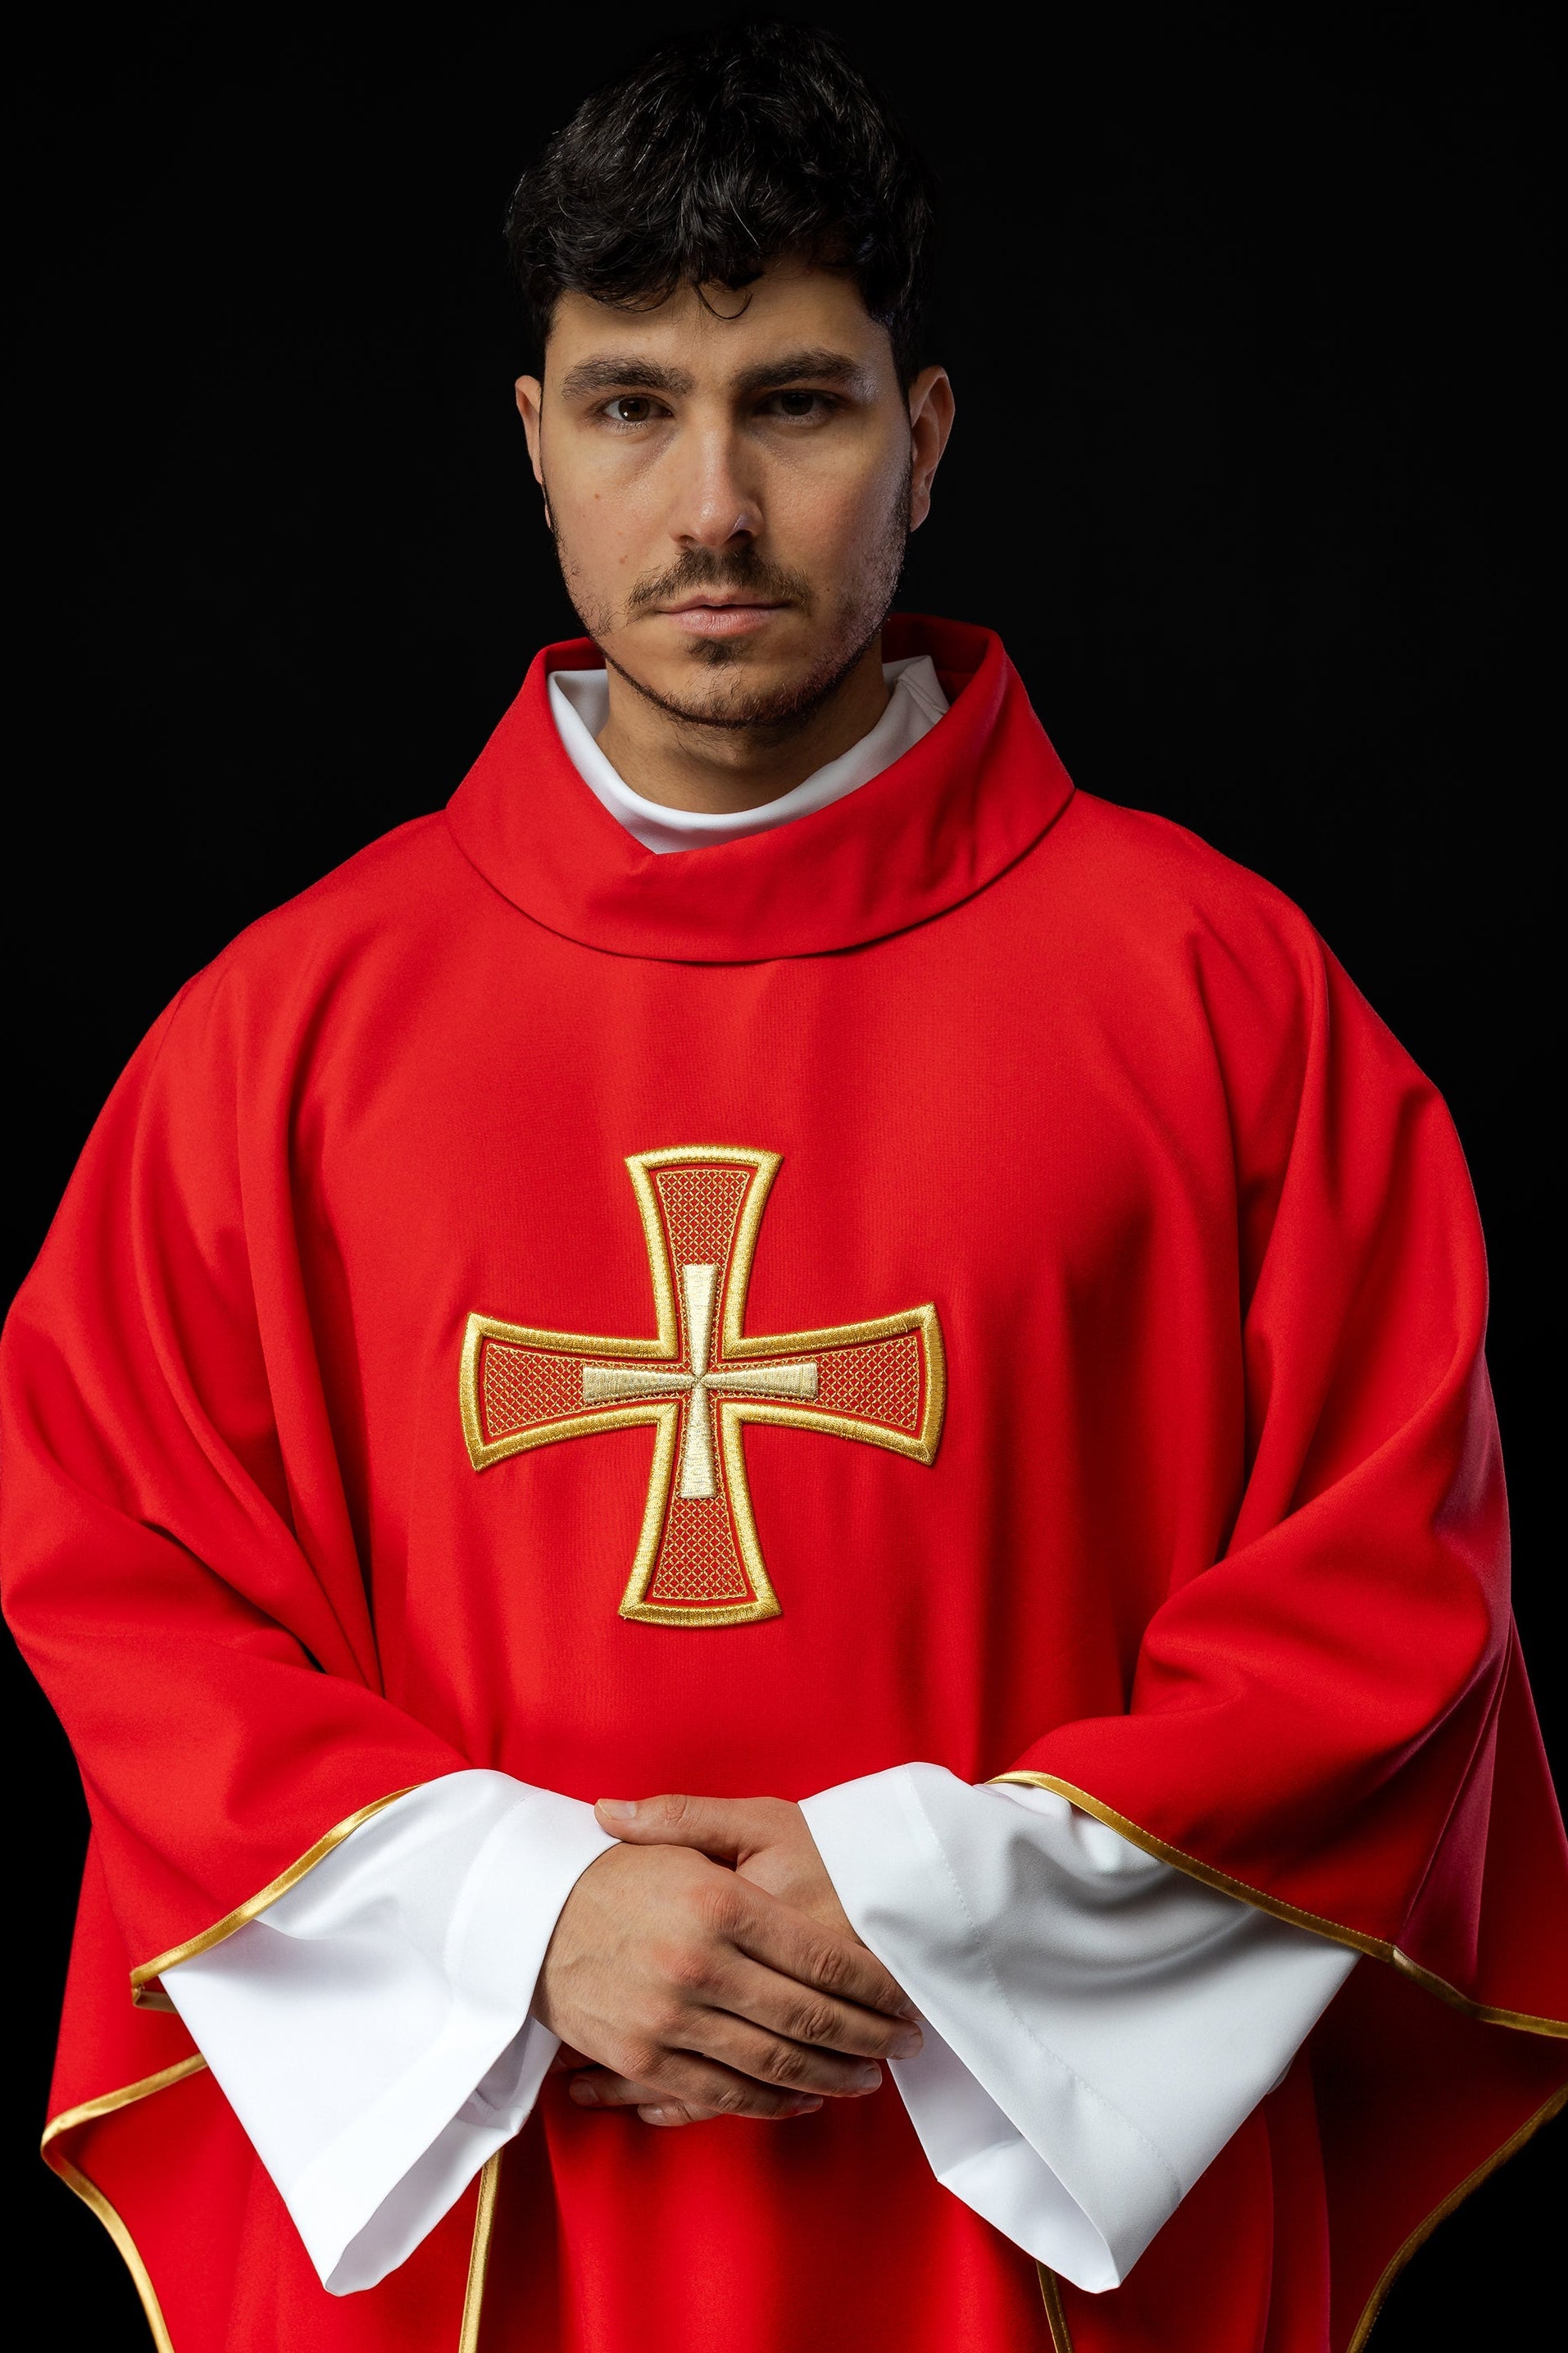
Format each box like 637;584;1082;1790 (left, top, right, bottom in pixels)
625;546;815;617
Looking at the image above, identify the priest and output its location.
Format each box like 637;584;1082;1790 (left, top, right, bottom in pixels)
5;22;1564;2353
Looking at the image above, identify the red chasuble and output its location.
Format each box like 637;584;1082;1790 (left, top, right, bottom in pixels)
3;616;1564;2353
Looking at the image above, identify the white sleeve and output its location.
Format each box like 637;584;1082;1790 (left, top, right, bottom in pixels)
800;1764;1357;2293
161;1770;613;2296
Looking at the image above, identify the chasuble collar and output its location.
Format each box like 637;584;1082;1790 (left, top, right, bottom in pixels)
548;653;948;853
444;613;1075;962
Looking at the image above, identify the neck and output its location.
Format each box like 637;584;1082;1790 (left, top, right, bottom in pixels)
593;639;891;814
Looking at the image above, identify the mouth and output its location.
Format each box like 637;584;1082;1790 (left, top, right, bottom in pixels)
656;597;790;639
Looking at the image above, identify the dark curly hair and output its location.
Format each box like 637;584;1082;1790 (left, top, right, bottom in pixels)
504;20;937;384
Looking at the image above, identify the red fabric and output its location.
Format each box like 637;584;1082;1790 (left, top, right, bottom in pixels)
444;612;1072;963
3;616;1563;2351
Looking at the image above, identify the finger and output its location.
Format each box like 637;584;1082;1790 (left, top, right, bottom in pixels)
702;1952;924;2063
638;2098;820;2128
721;1880;918;2020
595;2047;828;2122
634;2108;827;2146
595;1792;765;1861
567;2068;696;2114
567;2070;704;2123
568;2068;821;2123
687;2009;889;2099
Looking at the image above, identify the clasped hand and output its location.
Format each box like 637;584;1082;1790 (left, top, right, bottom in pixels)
532;1794;920;2128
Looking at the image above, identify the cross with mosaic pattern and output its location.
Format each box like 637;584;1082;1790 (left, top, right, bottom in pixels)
459;1147;946;1626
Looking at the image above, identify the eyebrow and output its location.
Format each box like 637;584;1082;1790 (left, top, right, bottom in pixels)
557;357;697;401
555;347;873;403
729;348;872;398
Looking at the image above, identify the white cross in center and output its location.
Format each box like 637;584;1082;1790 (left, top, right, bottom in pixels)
581;1263;819;1500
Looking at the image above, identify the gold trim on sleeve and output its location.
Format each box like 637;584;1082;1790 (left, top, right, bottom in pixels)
129;1786;419;2004
41;2055;208;2352
1348;2082;1566;2350
457;2150;502;2353
1035;2262;1075;2351
989;1773;1568;2038
43;2056;513;2353
460;1146;946;1626
1033;2083;1565;2353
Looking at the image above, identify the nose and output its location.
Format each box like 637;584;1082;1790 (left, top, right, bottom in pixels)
669;419;762;552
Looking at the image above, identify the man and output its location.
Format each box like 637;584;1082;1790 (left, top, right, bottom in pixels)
4;21;1564;2352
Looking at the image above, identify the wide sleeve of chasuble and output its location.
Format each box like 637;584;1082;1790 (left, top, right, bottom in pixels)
999;926;1566;1999
987;921;1568;2333
0;982;473;1976
0;972;549;2276
0;967;623;2306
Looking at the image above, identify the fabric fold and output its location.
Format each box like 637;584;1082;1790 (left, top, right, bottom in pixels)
802;1765;1357;2289
163;1772;613;2292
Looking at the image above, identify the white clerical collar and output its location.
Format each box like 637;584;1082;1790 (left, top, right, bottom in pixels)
548;655;949;854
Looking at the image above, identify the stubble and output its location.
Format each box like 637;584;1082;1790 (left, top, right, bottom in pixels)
548;462;911;749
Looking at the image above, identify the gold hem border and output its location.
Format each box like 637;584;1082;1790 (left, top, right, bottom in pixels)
1033;2088;1564;2353
989;1773;1568;2037
457;2150;502;2353
1035;2261;1075;2351
39;2055;1559;2353
42;2055;208;2352
130;1787;419;2000
44;2055;508;2352
1348;2081;1566;2350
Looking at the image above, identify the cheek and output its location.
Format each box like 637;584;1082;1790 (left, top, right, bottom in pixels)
554;482;647;581
771;450;904;565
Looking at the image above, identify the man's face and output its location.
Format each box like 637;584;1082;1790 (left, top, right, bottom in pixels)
516;262;952;730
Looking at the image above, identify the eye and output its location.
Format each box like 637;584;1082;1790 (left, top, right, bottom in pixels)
599;394;664;426
760;389;837;422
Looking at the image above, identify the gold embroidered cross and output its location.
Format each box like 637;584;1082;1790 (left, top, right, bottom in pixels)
460;1147;945;1626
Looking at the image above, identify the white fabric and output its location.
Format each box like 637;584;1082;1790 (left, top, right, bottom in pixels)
802;1767;1357;2290
548;653;948;853
167;1763;1353;2298
162;1771;613;2294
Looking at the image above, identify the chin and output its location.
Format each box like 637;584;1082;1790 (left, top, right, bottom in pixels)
625;640;802;723
679;650;823;721
684;636;757;671
605;612;879;735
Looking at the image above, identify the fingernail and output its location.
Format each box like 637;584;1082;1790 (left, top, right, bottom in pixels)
897;2000;924;2023
891;2030;924;2059
784;2097;823;2117
568;2078;599;2105
848;2063;882;2091
597;1800;637;1821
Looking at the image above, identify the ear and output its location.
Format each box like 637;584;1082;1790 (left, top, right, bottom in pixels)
907;366;956;532
515;375;548;492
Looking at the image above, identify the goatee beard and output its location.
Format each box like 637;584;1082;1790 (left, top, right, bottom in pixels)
551;467;911;744
601;613;889;742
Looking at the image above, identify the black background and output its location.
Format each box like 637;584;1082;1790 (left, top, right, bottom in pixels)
6;6;1560;2342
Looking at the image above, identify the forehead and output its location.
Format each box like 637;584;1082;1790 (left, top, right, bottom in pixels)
544;261;891;384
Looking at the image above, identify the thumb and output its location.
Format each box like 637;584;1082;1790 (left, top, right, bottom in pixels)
595;1792;754;1860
